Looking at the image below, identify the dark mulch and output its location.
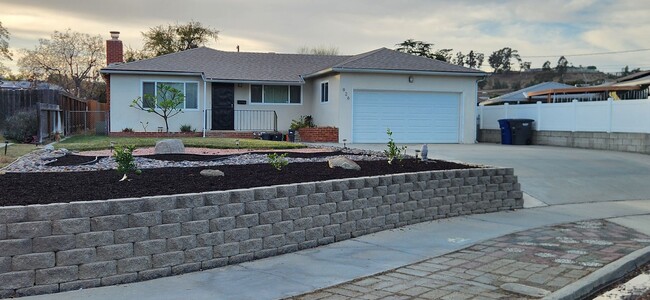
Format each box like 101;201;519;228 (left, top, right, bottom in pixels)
1;159;476;206
46;151;348;166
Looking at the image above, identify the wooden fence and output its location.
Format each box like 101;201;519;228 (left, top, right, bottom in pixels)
0;88;106;140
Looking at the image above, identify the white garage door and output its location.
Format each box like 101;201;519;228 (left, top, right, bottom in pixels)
352;90;461;143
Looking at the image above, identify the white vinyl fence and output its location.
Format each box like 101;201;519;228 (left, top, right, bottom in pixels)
478;99;650;133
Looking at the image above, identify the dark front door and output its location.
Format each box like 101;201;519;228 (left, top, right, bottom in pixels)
211;83;235;130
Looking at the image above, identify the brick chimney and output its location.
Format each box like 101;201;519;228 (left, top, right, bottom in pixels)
105;31;123;135
106;31;123;65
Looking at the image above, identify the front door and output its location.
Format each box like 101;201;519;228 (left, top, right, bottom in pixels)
211;83;235;130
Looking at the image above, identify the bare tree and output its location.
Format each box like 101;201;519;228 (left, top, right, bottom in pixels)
297;45;339;55
18;29;104;99
0;21;12;76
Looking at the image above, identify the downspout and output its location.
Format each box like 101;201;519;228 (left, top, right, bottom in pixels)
202;75;207;138
475;76;487;143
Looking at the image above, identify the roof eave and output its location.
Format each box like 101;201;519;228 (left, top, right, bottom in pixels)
302;68;337;79
331;67;487;77
100;69;205;78
205;78;305;85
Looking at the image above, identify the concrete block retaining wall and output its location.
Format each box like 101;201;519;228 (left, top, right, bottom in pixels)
0;167;522;298
479;129;650;154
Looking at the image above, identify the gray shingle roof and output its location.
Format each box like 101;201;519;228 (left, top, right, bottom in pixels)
102;47;484;82
331;48;484;74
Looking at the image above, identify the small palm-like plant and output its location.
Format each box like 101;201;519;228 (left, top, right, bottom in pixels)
114;145;141;181
384;128;406;165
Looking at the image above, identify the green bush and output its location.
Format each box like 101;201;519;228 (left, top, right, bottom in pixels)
267;153;288;171
2;108;38;143
180;124;195;132
114;145;140;177
289;115;315;130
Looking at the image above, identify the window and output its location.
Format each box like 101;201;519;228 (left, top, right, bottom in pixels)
250;85;301;104
320;82;329;103
141;81;199;109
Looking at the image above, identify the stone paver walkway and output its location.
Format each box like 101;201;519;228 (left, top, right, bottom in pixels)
289;220;650;300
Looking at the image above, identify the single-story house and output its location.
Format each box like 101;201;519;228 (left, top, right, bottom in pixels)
101;32;486;143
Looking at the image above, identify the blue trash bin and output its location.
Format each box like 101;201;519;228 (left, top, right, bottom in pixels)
498;119;513;145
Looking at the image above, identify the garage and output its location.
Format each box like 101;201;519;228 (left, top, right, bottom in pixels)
352;90;461;143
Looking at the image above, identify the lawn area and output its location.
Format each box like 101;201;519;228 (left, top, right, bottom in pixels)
56;135;307;151
0;142;39;169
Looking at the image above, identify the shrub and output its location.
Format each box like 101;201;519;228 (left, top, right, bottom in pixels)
267;153;288;171
289;115;315;130
384;128;406;165
180;124;195;132
122;127;134;132
2;108;38;143
114;145;140;179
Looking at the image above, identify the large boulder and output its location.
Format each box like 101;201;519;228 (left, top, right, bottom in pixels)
328;156;361;171
155;139;185;154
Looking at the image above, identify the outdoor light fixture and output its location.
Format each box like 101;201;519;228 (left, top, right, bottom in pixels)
408;76;414;83
342;139;347;149
4;140;8;156
109;141;116;157
235;139;240;149
414;149;421;162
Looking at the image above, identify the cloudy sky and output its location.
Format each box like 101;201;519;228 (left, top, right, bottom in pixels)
1;0;649;73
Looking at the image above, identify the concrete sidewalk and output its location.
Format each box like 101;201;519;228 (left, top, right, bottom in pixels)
22;199;650;300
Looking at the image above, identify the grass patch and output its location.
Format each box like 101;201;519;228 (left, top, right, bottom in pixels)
56;135;306;151
0;143;38;169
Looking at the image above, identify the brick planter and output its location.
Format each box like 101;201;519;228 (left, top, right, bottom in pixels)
298;127;338;143
0;167;522;298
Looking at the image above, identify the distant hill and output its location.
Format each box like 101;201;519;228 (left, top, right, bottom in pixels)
480;69;615;98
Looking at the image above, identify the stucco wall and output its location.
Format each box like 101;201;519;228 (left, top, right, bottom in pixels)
0;167;521;298
109;74;206;133
308;75;341;128
338;73;478;144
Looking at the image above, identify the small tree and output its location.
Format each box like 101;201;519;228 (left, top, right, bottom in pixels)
130;83;184;132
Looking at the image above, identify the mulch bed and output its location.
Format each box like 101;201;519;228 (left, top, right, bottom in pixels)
45;151;348;166
1;157;477;207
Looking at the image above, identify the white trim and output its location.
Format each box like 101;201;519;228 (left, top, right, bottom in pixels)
207;79;304;85
103;70;204;77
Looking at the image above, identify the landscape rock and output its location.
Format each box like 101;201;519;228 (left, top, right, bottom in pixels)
328;156;361;171
155;139;185;154
200;169;225;177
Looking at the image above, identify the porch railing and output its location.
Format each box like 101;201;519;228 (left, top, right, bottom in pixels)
204;109;277;132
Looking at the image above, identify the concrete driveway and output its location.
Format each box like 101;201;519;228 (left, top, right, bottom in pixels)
320;143;650;206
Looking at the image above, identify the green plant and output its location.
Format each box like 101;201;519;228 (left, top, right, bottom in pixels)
179;124;195;132
2;108;38;143
289;115;315;130
384;128;406;165
267;153;288;171
113;145;140;180
122;128;134;133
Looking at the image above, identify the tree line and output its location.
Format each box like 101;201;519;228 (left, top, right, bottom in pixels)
0;21;219;100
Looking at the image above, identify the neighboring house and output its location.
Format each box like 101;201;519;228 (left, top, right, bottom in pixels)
101;32;485;143
479;82;574;106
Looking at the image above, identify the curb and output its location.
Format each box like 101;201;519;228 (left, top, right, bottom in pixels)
543;245;650;300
